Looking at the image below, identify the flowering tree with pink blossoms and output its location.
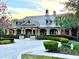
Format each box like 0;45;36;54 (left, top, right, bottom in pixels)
0;1;10;38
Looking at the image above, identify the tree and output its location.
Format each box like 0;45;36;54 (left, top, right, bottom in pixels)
0;1;10;38
64;0;79;15
64;0;79;26
64;0;79;36
55;13;77;35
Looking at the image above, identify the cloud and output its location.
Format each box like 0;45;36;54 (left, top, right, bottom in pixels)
8;7;44;19
7;0;69;19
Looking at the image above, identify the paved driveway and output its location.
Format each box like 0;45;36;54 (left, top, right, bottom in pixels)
0;38;44;59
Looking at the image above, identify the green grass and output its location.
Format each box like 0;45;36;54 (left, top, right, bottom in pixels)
22;54;65;59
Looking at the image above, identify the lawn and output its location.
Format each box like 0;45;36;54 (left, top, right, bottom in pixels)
22;54;64;59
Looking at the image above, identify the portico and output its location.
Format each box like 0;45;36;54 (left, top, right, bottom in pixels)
6;27;61;36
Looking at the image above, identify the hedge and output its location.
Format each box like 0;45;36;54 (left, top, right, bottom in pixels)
43;41;58;51
0;35;29;39
37;36;69;43
0;38;14;43
0;38;14;44
60;38;69;43
36;35;78;41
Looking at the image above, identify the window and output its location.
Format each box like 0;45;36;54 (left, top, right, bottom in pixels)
27;20;30;24
16;21;18;25
46;19;48;24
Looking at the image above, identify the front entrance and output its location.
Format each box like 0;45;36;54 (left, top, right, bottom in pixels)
40;29;46;36
26;29;32;36
17;29;21;35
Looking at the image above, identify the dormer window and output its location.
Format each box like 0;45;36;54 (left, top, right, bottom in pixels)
23;21;25;23
46;19;48;24
46;19;52;25
27;20;30;24
16;21;18;25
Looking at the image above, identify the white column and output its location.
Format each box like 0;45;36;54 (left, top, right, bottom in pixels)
32;29;33;35
69;29;72;36
57;29;61;35
14;29;17;35
6;29;9;35
38;29;40;36
21;29;24;34
46;29;50;35
3;29;6;35
24;29;26;35
35;29;37;36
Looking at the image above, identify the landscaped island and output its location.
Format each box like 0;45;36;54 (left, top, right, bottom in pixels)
38;35;79;56
0;38;14;44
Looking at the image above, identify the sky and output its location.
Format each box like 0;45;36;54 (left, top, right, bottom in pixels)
2;0;68;19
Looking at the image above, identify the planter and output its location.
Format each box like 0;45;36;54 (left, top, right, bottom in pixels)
30;36;36;40
19;35;24;39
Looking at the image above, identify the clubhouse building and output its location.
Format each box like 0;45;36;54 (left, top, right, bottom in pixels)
5;10;67;36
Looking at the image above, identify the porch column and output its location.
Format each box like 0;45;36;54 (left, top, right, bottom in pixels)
69;29;72;36
38;29;40;36
21;29;24;34
35;29;37;36
32;29;33;35
46;29;50;35
14;29;17;35
3;29;6;35
57;29;61;35
6;29;9;35
24;29;26;35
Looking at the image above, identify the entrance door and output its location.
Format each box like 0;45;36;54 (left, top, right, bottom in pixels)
26;29;32;36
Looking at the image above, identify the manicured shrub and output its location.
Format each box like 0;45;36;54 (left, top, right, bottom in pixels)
0;40;11;44
51;37;60;41
0;38;14;43
0;39;14;44
43;41;58;52
3;35;19;39
60;38;69;43
37;36;69;43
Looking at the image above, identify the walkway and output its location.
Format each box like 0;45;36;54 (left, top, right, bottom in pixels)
0;38;79;59
0;38;44;59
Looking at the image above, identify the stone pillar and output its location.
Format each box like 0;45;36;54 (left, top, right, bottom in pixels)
3;29;6;35
32;29;33;35
46;29;50;35
57;29;61;35
6;29;9;35
14;29;17;35
35;29;37;36
69;29;72;36
38;29;40;36
24;29;26;35
21;29;24;35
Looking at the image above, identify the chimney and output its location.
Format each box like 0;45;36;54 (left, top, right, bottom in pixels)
53;11;56;16
46;9;49;15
